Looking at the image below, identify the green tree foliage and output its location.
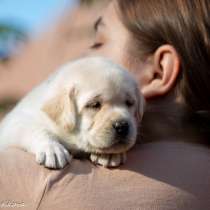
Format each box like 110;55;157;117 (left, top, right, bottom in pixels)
0;23;27;61
0;24;26;41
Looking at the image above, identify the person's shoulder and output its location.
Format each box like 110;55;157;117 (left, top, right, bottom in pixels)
1;143;210;209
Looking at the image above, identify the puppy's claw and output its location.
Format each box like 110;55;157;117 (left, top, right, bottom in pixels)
54;146;72;168
109;154;121;167
90;153;127;168
63;149;72;163
35;141;72;169
36;151;46;165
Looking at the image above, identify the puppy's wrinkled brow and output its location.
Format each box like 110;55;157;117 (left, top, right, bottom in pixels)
80;94;103;112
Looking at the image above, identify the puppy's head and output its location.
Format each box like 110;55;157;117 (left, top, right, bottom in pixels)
43;57;145;154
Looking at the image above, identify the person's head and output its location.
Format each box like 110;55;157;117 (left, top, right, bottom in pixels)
88;0;210;111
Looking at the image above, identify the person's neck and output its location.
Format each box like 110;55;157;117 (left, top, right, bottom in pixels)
139;97;210;146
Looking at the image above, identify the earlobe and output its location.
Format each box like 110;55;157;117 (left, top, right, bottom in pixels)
141;45;180;99
42;89;76;132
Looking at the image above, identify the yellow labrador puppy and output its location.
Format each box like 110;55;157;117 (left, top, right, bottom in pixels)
0;57;144;168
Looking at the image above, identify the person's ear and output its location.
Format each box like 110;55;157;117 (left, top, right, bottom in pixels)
141;45;180;99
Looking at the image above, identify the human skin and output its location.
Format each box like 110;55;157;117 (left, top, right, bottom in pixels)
87;2;180;102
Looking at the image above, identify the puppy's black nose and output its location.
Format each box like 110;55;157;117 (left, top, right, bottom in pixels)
113;120;129;138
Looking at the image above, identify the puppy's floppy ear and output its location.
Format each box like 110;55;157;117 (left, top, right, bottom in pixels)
135;88;145;123
42;88;77;132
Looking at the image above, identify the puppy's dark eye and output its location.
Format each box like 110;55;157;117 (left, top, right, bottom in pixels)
125;100;134;108
86;101;102;109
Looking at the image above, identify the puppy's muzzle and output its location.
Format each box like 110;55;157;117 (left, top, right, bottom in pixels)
112;119;130;142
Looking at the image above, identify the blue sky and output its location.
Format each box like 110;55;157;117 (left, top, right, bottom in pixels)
0;0;78;36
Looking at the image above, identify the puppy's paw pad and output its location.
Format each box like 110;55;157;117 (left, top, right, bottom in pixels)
35;141;72;169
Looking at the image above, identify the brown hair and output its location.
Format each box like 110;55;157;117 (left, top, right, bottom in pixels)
117;0;210;111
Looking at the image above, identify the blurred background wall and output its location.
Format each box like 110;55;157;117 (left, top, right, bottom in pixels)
0;0;109;118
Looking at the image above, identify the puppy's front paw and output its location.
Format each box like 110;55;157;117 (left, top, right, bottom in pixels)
90;153;127;168
35;141;72;169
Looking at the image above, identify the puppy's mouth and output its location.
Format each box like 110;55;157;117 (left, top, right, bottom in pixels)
88;138;136;154
87;120;137;154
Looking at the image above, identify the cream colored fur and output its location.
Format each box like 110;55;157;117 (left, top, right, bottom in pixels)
0;57;144;168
